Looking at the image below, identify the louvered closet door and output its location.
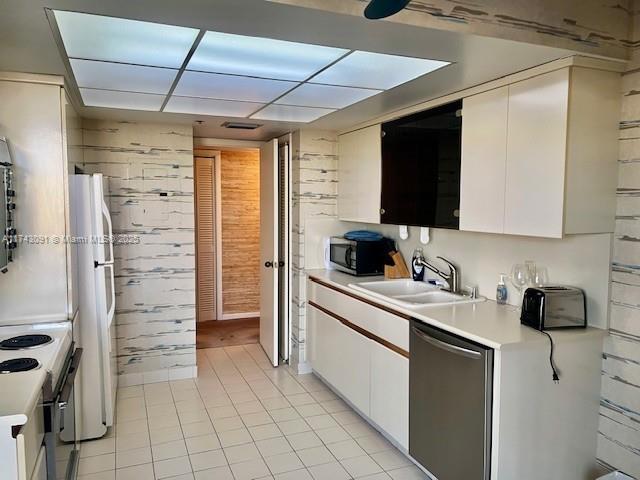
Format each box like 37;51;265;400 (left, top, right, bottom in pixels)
195;157;216;322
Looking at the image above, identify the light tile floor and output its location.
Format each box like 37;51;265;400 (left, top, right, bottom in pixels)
77;344;429;480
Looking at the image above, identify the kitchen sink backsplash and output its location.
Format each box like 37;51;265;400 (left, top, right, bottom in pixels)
356;224;612;330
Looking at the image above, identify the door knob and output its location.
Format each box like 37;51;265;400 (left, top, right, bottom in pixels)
264;261;273;268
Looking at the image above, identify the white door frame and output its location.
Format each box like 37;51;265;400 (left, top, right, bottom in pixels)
212;150;224;322
194;146;262;321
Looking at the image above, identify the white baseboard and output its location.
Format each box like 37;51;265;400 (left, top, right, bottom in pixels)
219;311;260;321
119;366;197;387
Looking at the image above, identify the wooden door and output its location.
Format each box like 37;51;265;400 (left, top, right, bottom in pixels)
259;140;279;366
195;157;217;322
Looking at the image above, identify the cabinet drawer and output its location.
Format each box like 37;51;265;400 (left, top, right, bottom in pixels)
308;279;409;352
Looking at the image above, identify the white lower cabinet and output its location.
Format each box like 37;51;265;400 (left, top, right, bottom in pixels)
308;305;371;415
308;301;407;448
370;343;409;449
308;277;606;479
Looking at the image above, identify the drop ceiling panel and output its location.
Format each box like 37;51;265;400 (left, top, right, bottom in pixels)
70;59;178;94
79;88;165;111
174;71;297;103
187;31;348;81
251;104;335;123
275;83;381;109
54;10;199;68
165;96;263;117
311;51;450;90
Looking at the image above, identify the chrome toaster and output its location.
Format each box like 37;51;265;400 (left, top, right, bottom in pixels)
520;286;586;330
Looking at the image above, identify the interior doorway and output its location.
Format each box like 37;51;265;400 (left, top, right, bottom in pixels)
194;146;261;348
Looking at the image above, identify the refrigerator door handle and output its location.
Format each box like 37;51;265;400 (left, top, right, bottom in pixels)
104;263;116;329
102;198;114;265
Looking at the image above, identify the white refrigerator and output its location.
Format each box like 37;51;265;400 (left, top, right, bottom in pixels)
69;173;117;440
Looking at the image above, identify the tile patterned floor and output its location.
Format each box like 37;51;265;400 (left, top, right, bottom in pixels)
77;345;429;480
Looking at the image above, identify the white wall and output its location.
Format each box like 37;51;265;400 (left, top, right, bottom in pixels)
376;225;612;329
304;221;612;330
0;77;70;325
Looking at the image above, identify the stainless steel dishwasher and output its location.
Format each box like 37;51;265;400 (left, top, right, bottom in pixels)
409;320;493;480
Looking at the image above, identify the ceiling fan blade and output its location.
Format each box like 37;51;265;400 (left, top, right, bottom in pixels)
364;0;412;19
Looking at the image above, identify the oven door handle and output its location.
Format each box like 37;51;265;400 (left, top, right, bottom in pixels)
59;348;83;409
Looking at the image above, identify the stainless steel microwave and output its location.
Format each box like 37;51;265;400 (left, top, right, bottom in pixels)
329;236;386;276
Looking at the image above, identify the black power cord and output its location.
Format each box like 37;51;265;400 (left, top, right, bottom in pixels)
540;331;560;383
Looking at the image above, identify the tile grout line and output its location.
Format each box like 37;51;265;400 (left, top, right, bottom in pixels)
105;346;419;480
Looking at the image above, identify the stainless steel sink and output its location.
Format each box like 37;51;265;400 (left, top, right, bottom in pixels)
348;279;485;309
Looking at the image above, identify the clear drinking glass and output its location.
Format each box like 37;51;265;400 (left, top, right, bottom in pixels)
534;266;548;287
525;260;536;286
510;263;530;304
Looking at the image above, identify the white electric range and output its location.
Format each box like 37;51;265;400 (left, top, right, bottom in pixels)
0;321;79;480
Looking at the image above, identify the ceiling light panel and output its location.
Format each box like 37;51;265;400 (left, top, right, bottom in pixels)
54;10;199;68
275;83;381;109
79;88;165;111
251;104;335;123
187;31;348;81
70;59;178;94
311;51;449;90
174;71;297;103
165;96;263;117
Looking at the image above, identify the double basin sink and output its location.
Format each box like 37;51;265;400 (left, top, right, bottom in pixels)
348;279;485;309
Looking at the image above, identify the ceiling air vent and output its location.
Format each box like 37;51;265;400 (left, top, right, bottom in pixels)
221;121;262;130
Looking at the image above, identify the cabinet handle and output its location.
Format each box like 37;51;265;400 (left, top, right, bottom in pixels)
264;261;273;268
380;208;386;215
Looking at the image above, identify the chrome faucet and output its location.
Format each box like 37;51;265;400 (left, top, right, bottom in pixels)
415;256;460;294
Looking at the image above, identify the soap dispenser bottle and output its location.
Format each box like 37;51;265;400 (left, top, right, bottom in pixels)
496;274;508;305
412;248;425;281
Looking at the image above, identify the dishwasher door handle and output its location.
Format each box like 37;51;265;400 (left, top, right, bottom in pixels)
411;327;482;359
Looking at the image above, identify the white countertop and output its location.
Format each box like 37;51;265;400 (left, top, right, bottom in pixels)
306;269;606;350
0;322;72;429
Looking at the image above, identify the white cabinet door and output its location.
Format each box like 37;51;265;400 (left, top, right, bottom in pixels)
370;343;409;449
504;70;569;238
460;86;509;234
338;125;381;224
308;304;371;415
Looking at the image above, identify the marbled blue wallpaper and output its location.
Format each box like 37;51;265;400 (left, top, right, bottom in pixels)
597;56;640;477
270;0;632;59
290;130;338;371
80;120;196;383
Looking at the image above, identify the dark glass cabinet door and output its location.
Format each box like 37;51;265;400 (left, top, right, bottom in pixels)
380;100;462;229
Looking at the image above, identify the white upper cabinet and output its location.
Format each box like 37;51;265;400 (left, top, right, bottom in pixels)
504;69;569;238
338;124;381;224
460;66;620;238
460;86;509;234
